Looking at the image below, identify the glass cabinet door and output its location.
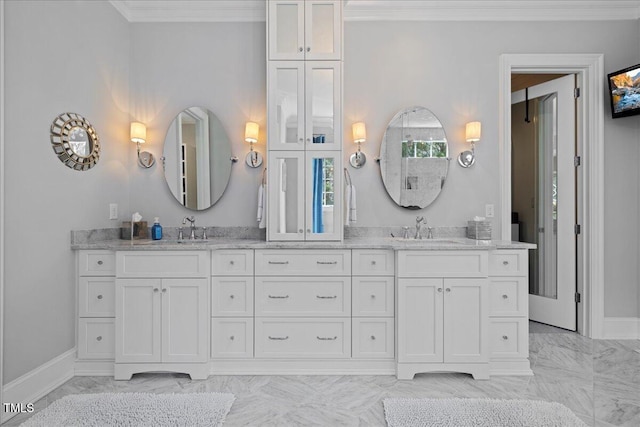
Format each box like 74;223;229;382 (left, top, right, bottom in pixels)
305;62;342;151
268;62;305;151
305;1;341;60
267;151;305;241
305;151;342;241
268;0;305;60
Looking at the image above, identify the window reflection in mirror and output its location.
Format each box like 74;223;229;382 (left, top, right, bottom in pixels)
311;157;334;234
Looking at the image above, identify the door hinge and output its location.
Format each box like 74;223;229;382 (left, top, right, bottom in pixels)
574;88;581;98
575;292;581;303
574;224;581;235
574;156;581;167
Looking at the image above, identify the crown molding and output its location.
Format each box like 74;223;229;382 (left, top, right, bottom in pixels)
109;0;640;23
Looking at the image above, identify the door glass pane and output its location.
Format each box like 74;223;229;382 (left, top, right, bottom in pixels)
311;3;334;54
276;68;299;145
311;68;334;145
276;157;300;234
310;156;334;235
276;4;299;55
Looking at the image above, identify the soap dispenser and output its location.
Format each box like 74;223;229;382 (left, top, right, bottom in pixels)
151;217;163;240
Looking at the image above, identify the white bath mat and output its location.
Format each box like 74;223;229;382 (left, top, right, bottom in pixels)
20;392;235;427
383;397;587;427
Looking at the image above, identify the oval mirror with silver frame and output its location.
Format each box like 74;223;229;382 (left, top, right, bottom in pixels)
50;112;100;171
162;107;232;210
379;107;450;209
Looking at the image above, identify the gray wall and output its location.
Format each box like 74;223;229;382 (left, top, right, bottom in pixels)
3;1;130;383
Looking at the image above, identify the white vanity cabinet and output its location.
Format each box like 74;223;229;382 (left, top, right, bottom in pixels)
114;251;209;380
268;0;342;61
396;251;490;380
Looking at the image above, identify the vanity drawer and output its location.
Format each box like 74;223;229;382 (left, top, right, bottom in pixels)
78;318;115;359
211;318;254;358
212;249;254;276
352;318;394;359
489;318;528;358
116;251;209;278
255;250;351;276
79;277;115;317
352;250;394;276
255;318;350;358
255;277;350;316
352;277;394;317
489;277;527;317
79;251;116;276
489;250;527;276
211;277;254;317
397;250;488;278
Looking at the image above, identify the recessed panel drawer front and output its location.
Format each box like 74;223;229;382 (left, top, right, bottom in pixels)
352;250;394;276
116;251;208;278
255;318;350;358
79;277;116;317
489;318;528;358
397;251;488;278
211;318;254;358
489;277;527;316
211;277;254;317
255;277;350;316
489;250;527;276
212;250;254;276
78;318;115;359
79;251;116;276
352;318;394;359
352;277;394;317
255;250;351;276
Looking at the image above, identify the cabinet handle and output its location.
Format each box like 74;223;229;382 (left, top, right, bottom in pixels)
445;288;451;292
502;294;509;299
370;335;376;340
97;260;103;265
230;335;235;341
269;336;289;340
316;295;337;299
268;261;289;265
317;261;337;265
437;288;443;293
153;288;159;292
268;295;289;299
96;336;102;341
97;294;103;300
317;336;337;341
503;260;509;265
502;335;509;340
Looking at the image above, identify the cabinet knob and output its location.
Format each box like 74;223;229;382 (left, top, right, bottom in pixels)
307;229;311;233
97;260;103;265
298;229;304;233
370;294;376;299
502;294;509;299
96;336;102;341
230;294;235;299
370;335;376;340
306;47;311;52
306;138;311;143
162;288;167;293
437;288;443;293
503;260;509;265
502;335;509;340
299;138;304;142
445;288;451;292
153;288;159;292
299;47;303;52
97;294;103;300
371;260;377;265
230;335;235;341
230;260;235;265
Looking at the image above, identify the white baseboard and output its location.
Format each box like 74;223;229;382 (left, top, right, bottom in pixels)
602;317;640;340
1;348;76;423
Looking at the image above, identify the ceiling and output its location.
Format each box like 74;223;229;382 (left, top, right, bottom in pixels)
109;1;640;23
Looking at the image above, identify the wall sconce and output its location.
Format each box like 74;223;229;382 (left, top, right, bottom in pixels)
130;122;155;168
244;121;263;168
458;121;481;168
349;121;367;168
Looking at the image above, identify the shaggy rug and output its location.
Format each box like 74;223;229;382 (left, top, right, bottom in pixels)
20;392;235;427
383;397;587;427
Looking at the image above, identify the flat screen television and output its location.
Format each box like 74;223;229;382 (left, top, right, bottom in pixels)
608;63;640;118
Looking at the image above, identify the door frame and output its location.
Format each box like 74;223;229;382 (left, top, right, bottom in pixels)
499;53;605;338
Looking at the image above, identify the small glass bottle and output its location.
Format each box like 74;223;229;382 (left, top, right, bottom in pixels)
151;217;163;240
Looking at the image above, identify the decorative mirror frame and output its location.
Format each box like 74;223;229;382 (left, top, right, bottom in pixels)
50;112;100;171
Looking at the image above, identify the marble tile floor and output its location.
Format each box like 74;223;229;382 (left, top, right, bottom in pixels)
5;322;640;426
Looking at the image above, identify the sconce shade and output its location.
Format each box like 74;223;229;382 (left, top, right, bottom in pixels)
130;122;146;144
245;121;259;144
352;122;366;144
465;121;481;142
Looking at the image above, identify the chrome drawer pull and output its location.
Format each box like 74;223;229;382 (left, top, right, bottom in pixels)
502;335;509;340
317;336;338;341
268;295;289;299
268;336;289;340
97;260;104;265
502;294;508;299
316;295;337;299
317;261;338;265
96;336;102;341
97;295;103;300
268;261;289;265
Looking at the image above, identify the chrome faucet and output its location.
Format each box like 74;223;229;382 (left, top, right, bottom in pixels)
182;216;196;239
415;216;425;239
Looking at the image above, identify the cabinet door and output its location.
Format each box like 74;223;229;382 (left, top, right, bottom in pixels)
305;1;341;60
305;61;342;151
305;151;342;241
162;278;208;363
268;62;305;150
397;278;443;363
443;278;489;363
115;279;161;363
268;0;305;60
268;151;305;241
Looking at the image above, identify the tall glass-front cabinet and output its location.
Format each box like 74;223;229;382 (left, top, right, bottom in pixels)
267;0;343;241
